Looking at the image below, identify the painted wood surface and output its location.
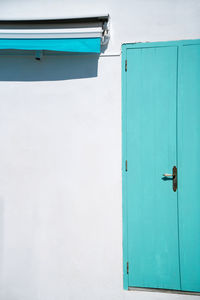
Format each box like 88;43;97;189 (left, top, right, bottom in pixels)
126;46;180;290
122;40;200;292
178;43;200;292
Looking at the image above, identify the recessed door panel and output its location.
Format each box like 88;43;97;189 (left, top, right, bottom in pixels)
126;46;180;290
178;44;200;292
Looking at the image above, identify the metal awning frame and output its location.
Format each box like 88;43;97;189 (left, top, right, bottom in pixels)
0;15;110;58
0;15;109;45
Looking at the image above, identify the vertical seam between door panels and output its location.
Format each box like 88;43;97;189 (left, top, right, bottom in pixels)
176;45;182;290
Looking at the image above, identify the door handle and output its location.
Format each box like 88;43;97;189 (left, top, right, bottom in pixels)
163;173;173;177
163;166;177;192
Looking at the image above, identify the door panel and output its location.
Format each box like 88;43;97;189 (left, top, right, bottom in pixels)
178;44;200;292
126;47;180;289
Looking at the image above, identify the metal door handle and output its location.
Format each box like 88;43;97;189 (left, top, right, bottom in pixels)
163;173;173;177
163;166;177;192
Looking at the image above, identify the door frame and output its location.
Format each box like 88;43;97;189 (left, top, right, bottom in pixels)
122;39;200;291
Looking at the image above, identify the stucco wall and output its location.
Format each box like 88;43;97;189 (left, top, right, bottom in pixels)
0;1;199;299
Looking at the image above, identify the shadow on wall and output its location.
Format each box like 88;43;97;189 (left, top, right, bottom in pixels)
0;51;99;81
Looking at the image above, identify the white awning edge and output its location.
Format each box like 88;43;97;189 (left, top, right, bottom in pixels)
0;28;103;39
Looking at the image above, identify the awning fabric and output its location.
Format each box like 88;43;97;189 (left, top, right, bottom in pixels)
0;38;101;53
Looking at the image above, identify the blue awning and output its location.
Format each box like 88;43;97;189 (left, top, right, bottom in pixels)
0;38;101;53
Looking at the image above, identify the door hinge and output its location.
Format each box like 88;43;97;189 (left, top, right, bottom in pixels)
125;160;128;172
127;262;129;274
125;59;127;72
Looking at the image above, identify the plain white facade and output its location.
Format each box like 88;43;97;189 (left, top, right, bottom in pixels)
0;0;199;299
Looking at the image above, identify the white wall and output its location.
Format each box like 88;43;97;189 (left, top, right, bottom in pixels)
0;1;199;300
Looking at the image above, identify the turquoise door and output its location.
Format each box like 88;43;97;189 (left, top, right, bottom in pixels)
122;40;200;292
